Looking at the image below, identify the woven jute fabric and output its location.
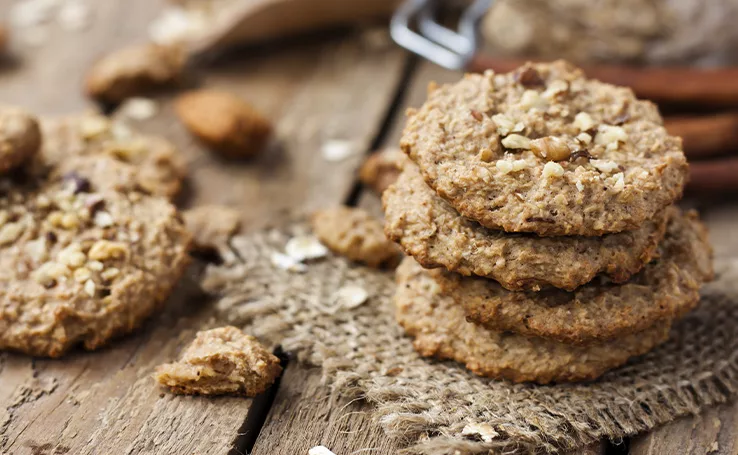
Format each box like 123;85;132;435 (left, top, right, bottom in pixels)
203;227;738;455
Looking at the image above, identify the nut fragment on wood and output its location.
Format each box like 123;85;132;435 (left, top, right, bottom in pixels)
311;206;401;268
85;43;185;104
175;90;272;159
155;326;282;396
183;205;241;254
358;147;406;194
0;26;8;52
0;105;42;174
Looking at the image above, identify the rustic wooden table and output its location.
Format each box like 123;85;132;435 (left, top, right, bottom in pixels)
1;2;737;454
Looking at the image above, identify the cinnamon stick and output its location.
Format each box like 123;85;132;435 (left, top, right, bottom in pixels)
665;112;738;159
688;157;738;193
470;55;738;108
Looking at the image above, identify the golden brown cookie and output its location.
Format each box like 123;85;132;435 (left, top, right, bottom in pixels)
359;147;406;194
401;61;688;236
436;208;713;345
86;43;185;104
311;206;401;268
395;258;672;384
175;90;272;159
0;106;41;174
384;163;668;291
40;113;186;200
183;205;241;253
155;326;282;396
0;156;191;357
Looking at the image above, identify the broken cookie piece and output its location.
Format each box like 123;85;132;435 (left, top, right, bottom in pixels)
358;147;406;194
85;43;185;104
183;205;241;254
175;90;272;159
0;105;41;174
311;206;401;268
155;326;282;396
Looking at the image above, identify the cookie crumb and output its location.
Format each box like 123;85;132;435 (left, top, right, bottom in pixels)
175;90;272;159
311;207;401;268
0;106;42;174
183;205;241;253
86;43;185;104
358;148;406;193
155;326;282;396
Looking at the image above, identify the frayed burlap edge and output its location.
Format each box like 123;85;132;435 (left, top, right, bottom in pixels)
203;227;738;455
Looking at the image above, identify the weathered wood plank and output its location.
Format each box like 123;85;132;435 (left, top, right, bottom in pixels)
0;0;166;114
630;403;738;455
0;29;408;454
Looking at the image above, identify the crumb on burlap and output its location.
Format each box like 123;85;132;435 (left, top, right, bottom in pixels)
311;206;401;268
155;326;282;396
183;205;241;253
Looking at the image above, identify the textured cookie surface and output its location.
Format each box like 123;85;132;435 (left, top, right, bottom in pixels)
155;326;282;396
40;113;186;200
401;61;688;235
436;208;713;344
312;206;401;268
0;106;41;175
0;156;191;357
395;258;671;384
384;164;667;290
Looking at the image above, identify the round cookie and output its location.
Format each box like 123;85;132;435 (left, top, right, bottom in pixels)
39;113;186;200
401;60;688;236
434;208;713;345
384;163;668;291
0;156;191;357
395;258;671;384
0;106;41;174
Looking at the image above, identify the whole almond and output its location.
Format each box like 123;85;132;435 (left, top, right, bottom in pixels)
85;44;185;104
175;90;272;159
0;106;41;174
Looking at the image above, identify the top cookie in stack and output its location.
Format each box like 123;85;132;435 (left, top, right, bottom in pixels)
383;61;713;384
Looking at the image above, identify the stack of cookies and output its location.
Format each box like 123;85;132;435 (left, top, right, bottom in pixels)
383;61;714;384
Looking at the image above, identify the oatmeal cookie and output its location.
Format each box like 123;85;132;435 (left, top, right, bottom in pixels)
175;90;272;159
0;156;191;357
40;113;186;200
395;258;671;384
358;147;406;194
401;61;688;236
384;164;667;290
311;207;401;268
436;208;713;345
0;106;41;174
155;326;282;396
86;43;185;104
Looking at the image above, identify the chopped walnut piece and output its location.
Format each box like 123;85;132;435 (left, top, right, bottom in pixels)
88;240;128;261
530;137;571;161
155;326;282;396
311;206;401;268
542;161;565;179
175;90;272;159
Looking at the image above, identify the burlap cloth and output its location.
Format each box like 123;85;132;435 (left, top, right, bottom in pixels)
202;227;738;454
